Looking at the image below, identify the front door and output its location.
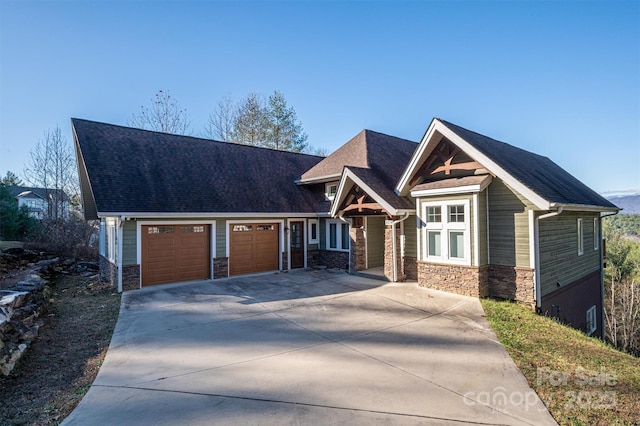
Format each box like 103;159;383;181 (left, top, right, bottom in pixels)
290;221;304;268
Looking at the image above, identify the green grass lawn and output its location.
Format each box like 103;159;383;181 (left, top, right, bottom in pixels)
482;299;640;426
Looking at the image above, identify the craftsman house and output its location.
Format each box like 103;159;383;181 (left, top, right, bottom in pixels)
73;117;618;338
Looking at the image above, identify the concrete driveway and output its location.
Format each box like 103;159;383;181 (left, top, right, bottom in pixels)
63;270;556;425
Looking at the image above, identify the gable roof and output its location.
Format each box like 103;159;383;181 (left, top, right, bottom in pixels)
72;119;324;220
7;186;69;202
397;119;619;212
300;129;418;184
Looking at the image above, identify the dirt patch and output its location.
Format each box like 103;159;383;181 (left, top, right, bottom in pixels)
0;274;120;425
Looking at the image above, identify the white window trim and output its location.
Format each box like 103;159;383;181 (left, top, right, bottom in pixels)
421;199;471;265
99;220;106;257
325;182;339;201
586;305;597;335
326;219;349;252
577;218;584;256
593;218;599;251
308;219;319;244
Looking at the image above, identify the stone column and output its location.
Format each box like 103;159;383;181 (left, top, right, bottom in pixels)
350;226;366;272
384;224;405;282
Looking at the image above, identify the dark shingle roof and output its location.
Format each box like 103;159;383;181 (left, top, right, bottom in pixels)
347;167;415;210
301;129;417;185
73;119;324;219
8;186;69;202
440;120;618;210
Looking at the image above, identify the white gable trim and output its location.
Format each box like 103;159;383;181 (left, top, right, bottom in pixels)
396;119;551;210
329;168;413;218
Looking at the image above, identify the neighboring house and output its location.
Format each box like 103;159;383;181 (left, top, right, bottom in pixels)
7;186;70;220
73;117;619;338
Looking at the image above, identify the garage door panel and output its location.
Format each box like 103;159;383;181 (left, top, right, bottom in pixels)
142;225;210;286
229;223;279;276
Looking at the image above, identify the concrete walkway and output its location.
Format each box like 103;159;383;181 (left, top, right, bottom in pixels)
63;270;557;425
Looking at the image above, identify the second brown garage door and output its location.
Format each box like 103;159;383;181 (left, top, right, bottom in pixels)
229;223;279;276
141;224;210;286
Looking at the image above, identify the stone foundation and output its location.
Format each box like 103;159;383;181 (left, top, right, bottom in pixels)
403;256;418;281
318;250;349;270
307;249;320;268
488;265;535;306
350;227;366;272
213;257;228;279
384;227;405;281
122;265;140;291
417;262;489;298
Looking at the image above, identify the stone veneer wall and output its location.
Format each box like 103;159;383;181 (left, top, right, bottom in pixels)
350;227;366;272
213;257;228;279
403;257;418;281
307;250;320;268
281;252;288;271
384;227;405;281
417;262;489;298
488;265;535;306
122;265;140;291
318;250;349;270
99;255;117;289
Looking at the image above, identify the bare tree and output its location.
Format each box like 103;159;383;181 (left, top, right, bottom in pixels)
129;89;191;135
204;94;236;141
23;126;77;220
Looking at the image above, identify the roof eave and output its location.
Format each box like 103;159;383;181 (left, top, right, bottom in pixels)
549;203;621;214
296;173;343;185
96;212;321;219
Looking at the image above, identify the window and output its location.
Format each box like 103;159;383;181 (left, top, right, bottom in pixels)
308;219;319;244
325;182;338;201
233;225;252;232
181;226;205;233
427;231;441;257
426;206;441;223
449;231;465;258
422;200;470;264
257;224;274;231
448;205;465;222
326;220;349;251
148;226;174;234
577;218;584;255
593;218;599;251
586;305;597;335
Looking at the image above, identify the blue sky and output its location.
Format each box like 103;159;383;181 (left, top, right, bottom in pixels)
1;0;638;193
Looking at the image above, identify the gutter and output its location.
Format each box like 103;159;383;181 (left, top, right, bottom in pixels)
533;207;564;309
390;213;411;282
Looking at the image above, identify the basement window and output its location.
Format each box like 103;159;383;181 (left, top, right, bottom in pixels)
577;218;584;256
586;305;597;335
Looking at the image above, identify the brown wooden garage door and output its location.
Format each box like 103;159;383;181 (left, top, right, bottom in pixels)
229;223;279;276
141;224;210;286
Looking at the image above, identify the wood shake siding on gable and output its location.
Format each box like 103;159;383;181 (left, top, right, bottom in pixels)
487;180;534;268
539;211;600;296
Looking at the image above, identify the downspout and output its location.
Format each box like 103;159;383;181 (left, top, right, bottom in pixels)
117;215;124;293
533;207;564;310
390;212;410;282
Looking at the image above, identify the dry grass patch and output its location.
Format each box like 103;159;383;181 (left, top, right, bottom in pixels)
482;299;640;425
0;275;120;425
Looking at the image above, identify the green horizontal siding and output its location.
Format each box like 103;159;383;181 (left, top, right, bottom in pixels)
122;221;137;266
403;215;417;258
478;190;488;265
487;180;534;267
539;212;600;296
366;216;385;268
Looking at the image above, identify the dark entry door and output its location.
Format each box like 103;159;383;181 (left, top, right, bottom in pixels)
290;221;304;268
